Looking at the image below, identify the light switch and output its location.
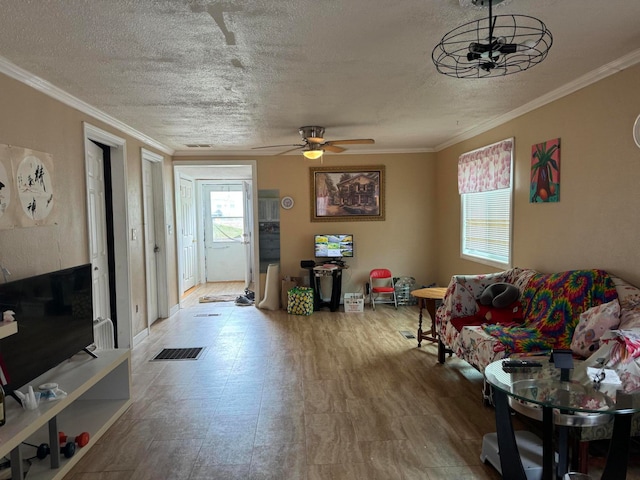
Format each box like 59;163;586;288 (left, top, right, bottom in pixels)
131;228;137;241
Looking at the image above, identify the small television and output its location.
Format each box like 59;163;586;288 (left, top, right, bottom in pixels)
0;264;95;398
314;234;354;259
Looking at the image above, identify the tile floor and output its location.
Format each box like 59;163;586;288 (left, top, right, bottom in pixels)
61;289;640;479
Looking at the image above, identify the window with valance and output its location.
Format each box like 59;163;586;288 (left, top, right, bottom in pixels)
458;138;513;267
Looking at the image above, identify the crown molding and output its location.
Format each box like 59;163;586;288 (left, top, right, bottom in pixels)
435;48;640;152
172;147;434;157
0;55;174;156
3;45;638;158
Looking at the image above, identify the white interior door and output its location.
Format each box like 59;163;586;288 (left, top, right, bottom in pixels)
180;176;197;292
142;159;159;325
85;140;111;321
242;181;254;288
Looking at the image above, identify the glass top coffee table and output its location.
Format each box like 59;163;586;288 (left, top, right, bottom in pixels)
484;354;640;480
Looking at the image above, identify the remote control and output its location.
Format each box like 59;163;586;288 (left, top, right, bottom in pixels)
502;359;542;373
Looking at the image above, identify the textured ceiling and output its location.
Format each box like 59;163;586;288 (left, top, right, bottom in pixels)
0;0;639;156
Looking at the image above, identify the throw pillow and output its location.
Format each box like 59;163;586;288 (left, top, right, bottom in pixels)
611;275;640;329
571;299;621;358
479;282;520;308
478;302;524;325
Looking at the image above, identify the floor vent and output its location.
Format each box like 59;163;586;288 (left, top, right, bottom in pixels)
400;331;416;339
194;313;221;317
151;347;204;361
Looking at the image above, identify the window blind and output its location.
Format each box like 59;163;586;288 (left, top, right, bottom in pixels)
461;188;511;265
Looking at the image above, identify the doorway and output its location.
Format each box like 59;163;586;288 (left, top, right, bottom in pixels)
83;123;133;349
202;183;246;282
173;162;258;305
141;148;169;328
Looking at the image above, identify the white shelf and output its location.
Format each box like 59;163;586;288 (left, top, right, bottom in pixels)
0;349;131;479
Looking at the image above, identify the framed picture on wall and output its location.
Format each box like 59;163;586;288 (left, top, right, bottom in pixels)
530;138;560;203
310;165;385;222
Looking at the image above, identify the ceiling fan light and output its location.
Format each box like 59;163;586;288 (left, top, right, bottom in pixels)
303;149;324;160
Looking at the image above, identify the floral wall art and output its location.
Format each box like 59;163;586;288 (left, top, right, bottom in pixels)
0;143;55;229
530;138;560;203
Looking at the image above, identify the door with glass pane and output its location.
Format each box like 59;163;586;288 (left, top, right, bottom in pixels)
202;183;246;282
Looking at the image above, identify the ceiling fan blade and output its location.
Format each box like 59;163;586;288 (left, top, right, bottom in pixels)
326;139;375;146
276;146;304;156
323;144;345;154
252;144;302;150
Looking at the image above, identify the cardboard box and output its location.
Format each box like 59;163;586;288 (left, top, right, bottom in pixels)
344;293;364;313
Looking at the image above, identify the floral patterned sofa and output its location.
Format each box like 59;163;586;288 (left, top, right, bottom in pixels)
435;267;640;472
435;267;621;371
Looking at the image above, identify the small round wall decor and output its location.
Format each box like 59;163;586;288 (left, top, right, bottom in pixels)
17;154;54;221
281;196;294;209
633;114;640;149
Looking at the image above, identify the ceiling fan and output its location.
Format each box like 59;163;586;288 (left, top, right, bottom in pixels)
252;126;375;159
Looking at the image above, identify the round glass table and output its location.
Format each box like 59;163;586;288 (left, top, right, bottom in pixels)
484;355;640;480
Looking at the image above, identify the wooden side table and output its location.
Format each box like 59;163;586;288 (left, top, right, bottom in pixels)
410;287;447;347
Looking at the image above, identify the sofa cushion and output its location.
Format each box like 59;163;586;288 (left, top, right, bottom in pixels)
451;315;486;332
570;300;621;358
478;302;524;324
450;302;524;332
611;275;640;329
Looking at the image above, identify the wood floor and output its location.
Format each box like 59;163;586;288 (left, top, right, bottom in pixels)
180;282;248;309
62;288;640;479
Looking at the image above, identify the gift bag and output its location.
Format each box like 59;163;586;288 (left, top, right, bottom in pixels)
287;287;314;315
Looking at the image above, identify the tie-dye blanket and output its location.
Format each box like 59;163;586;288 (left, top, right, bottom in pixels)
482;269;618;354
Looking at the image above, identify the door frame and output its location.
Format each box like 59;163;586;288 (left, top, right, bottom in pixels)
175;173;197;297
173;160;259;303
83;122;133;349
141;148;169;324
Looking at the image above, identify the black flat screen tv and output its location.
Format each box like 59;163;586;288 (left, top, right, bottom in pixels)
0;264;95;397
314;234;354;259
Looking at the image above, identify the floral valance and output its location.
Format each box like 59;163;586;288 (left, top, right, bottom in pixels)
458;138;513;194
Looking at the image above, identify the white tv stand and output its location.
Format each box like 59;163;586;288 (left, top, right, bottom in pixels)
0;349;131;479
